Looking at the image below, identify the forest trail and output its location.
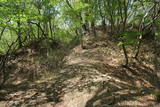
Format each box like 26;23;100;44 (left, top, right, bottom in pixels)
0;31;160;107
1;0;160;107
54;33;160;107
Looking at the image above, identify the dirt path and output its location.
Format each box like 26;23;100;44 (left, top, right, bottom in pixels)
53;42;160;107
0;33;160;107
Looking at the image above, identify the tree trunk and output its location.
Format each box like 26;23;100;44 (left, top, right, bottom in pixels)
17;21;23;48
122;44;128;66
0;27;6;40
49;19;53;38
91;21;96;37
37;22;40;39
122;0;130;66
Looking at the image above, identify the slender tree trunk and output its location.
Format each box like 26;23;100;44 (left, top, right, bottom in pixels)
91;21;96;37
134;38;142;59
27;22;31;41
37;22;40;39
122;15;129;66
37;8;42;39
30;21;46;38
17;21;23;48
0;20;10;40
121;0;129;66
98;1;106;32
43;22;48;38
122;44;128;66
102;19;106;32
0;27;5;40
0;62;6;85
49;19;53;38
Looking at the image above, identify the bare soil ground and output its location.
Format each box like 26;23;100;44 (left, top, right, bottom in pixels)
0;31;160;107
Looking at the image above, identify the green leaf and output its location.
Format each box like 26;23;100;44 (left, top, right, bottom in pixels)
121;31;142;40
118;42;124;46
73;2;90;11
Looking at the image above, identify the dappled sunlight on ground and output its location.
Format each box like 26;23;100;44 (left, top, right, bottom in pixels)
0;31;160;107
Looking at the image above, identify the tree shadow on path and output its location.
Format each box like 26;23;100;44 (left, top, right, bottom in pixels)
85;63;160;107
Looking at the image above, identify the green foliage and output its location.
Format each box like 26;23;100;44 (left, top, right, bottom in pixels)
0;0;159;57
54;27;80;46
153;90;160;102
73;2;90;11
155;93;160;102
119;31;142;45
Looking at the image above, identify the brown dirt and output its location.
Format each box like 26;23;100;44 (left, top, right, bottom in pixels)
0;31;160;107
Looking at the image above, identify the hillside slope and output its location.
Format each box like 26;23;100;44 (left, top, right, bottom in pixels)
0;31;160;107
